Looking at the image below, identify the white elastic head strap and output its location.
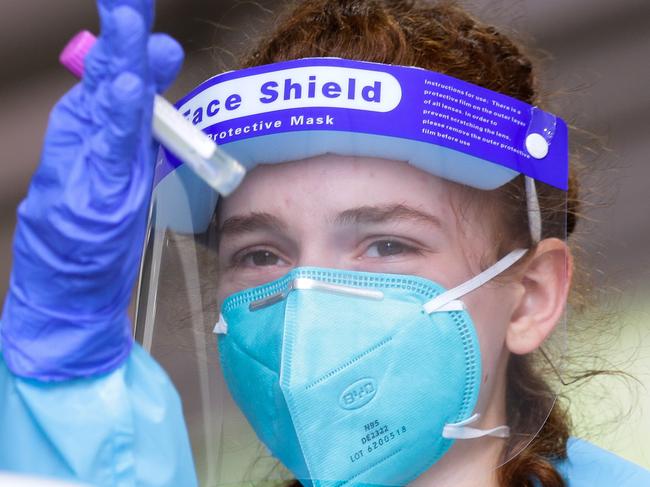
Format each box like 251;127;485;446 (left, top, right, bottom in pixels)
214;314;228;334
443;413;510;439
425;247;528;441
440;177;544;441
423;248;527;314
525;176;542;244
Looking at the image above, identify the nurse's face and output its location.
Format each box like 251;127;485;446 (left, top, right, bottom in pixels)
215;154;523;419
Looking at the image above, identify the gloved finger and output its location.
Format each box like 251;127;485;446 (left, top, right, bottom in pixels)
83;6;147;95
109;6;148;79
88;71;146;175
82;24;112;93
148;33;185;93
97;0;155;31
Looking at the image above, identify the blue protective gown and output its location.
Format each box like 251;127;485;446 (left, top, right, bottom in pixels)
555;437;650;486
0;344;197;486
1;343;649;487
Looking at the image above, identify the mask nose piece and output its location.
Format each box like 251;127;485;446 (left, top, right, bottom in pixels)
249;276;384;311
249;280;296;311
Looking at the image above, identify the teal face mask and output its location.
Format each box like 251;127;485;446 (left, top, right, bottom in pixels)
215;250;525;486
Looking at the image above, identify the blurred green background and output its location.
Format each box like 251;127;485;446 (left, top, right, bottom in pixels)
566;299;650;468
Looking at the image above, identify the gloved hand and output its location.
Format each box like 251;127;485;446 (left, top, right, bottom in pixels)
0;0;184;381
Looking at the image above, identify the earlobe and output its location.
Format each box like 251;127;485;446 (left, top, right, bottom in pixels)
506;238;573;355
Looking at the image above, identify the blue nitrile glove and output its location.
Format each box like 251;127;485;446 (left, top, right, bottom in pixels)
0;0;184;381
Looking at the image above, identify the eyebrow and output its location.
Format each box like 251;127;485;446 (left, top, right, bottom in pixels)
218;204;443;239
335;204;444;229
218;211;288;237
218;204;443;244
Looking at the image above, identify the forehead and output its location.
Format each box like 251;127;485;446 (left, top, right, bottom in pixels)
218;154;462;222
216;154;501;276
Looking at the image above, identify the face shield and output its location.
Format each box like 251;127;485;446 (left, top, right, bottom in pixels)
134;58;569;486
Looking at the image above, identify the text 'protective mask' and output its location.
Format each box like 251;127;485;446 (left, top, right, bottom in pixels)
214;249;525;486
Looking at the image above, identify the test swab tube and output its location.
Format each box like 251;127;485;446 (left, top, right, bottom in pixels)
59;31;245;196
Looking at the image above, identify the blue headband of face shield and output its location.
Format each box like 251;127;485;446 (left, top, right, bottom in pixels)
150;57;567;241
139;58;569;485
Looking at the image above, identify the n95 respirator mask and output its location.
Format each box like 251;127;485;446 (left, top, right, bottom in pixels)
214;249;524;486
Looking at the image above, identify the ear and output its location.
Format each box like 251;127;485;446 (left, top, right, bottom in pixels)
506;238;573;355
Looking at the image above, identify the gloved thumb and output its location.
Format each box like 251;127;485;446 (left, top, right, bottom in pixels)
148;33;185;93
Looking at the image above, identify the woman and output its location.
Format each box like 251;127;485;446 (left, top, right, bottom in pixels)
0;0;648;486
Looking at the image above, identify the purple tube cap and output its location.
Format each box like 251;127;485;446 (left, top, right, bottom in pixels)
59;30;97;79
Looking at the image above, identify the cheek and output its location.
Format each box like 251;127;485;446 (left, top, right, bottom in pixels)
463;284;515;384
215;272;246;312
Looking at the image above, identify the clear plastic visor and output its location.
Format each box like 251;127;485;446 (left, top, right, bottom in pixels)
134;153;568;486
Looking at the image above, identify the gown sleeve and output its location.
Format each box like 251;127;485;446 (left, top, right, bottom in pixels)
0;343;198;487
556;437;650;486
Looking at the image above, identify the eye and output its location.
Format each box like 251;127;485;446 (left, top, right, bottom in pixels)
238;249;287;267
365;240;417;258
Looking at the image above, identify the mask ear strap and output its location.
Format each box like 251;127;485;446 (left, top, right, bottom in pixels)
443;414;510;439
213;313;228;334
423;248;528;314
